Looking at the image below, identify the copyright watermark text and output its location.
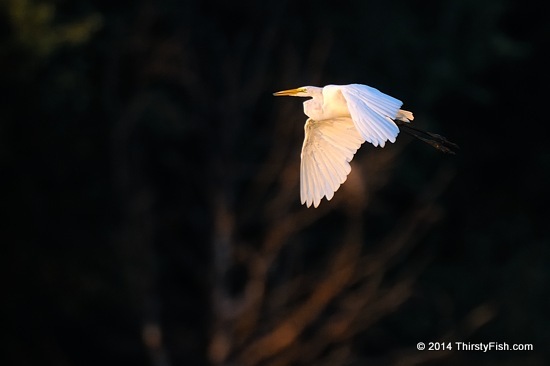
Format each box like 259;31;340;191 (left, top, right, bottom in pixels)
416;341;533;352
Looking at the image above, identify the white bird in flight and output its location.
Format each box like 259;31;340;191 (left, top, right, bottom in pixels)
274;83;456;208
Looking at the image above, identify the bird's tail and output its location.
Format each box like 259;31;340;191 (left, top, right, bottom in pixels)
394;119;459;154
396;109;414;123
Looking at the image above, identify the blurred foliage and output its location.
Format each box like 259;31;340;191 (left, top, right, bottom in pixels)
2;0;550;366
3;0;102;57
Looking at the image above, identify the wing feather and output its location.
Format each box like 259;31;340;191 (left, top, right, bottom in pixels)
339;84;402;147
357;104;393;147
315;146;342;191
319;131;355;160
349;96;397;146
300;144;313;206
347;105;383;146
307;156;319;207
320;144;349;181
311;151;330;202
356;94;400;137
300;117;365;207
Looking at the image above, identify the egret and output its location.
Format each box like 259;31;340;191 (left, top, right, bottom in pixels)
273;83;457;208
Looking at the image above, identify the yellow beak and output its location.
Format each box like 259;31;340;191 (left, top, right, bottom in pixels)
273;88;303;96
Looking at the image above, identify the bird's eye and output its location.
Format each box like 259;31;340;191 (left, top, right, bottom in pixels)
300;88;307;93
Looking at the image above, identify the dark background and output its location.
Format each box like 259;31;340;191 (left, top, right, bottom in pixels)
3;0;549;365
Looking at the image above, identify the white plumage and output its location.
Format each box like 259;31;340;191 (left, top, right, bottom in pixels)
274;83;413;208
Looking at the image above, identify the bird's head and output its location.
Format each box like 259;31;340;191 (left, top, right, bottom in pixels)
273;86;320;98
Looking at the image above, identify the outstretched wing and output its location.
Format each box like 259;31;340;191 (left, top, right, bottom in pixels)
300;117;365;208
339;84;402;147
